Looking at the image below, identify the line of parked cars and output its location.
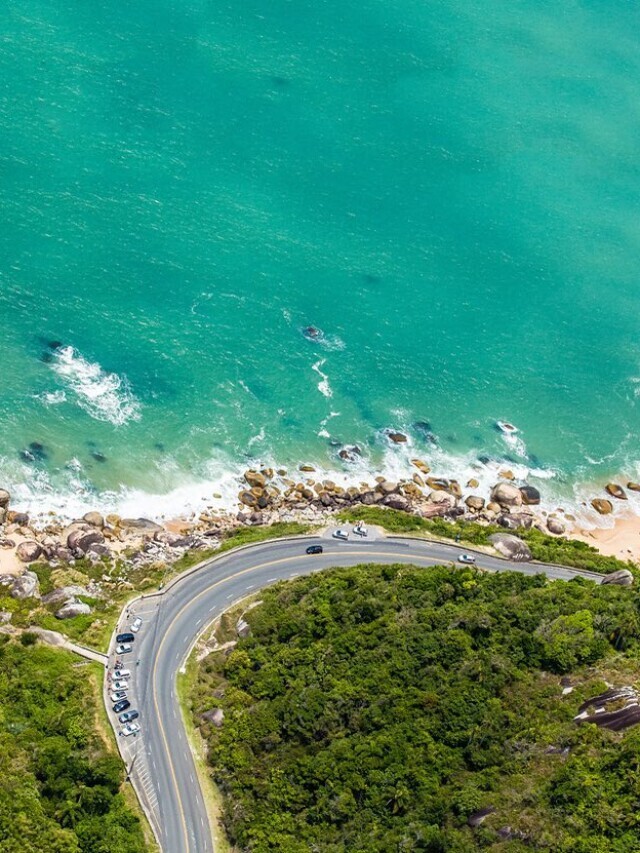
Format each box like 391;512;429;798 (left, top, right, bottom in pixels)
111;619;143;736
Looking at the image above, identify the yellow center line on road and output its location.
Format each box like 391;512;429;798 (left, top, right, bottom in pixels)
151;545;506;852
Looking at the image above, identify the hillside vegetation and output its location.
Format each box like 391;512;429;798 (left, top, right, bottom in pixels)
193;563;640;852
338;505;635;575
0;638;147;853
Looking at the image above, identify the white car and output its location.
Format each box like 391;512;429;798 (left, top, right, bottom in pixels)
332;529;349;541
110;690;127;703
458;553;476;565
112;680;129;691
131;616;143;633
116;643;132;655
120;722;140;737
114;669;131;679
353;523;368;537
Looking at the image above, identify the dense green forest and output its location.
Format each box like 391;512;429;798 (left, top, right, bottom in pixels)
0;637;147;853
192;563;640;852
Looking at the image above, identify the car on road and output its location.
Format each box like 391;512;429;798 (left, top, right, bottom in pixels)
112;680;128;691
113;699;130;713
306;544;323;555
120;722;140;737
114;669;131;679
116;643;132;655
110;690;127;703
130;616;143;633
116;632;135;643
458;553;476;564
332;529;349;540
118;709;139;724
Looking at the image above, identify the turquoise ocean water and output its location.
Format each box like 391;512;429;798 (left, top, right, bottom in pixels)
2;0;640;522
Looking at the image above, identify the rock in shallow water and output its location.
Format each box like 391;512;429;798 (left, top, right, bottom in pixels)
591;498;613;515
491;482;523;508
605;483;627;500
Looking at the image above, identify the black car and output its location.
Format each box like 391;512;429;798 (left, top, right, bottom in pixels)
118;709;139;724
306;544;323;555
116;632;135;644
113;699;130;714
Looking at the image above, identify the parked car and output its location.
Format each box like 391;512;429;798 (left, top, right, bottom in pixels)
120;722;140;737
116;643;132;655
114;669;131;679
112;680;128;691
130;616;143;633
110;690;127;703
306;544;323;555
458;553;476;564
332;529;349;541
118;709;139;724
116;632;135;644
113;699;130;714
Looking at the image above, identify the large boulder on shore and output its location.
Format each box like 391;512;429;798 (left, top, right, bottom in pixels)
11;571;40;599
465;495;485;512
120;518;163;532
491;482;523;508
75;530;105;554
0;489;10;509
601;569;634;587
82;511;105;528
520;485;541;506
591;498;613;515
382;495;411;511
16;541;42;563
489;533;532;562
42;585;91;607
244;470;266;488
56;600;92;619
547;517;566;535
605;483;627;500
627;482;640;492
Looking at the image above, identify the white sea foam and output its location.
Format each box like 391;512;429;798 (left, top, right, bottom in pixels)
50;346;141;426
37;390;67;406
317;411;341;438
312;359;333;398
248;427;266;447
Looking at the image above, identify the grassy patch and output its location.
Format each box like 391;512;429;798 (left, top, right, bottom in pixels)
218;521;312;552
337;505;635;574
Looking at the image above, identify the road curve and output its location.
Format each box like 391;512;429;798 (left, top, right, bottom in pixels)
105;533;603;852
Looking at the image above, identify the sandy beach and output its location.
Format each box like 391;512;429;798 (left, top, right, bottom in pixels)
572;516;640;564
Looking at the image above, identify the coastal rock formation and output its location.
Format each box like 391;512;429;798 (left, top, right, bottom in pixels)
338;445;362;462
385;430;407;443
547;517;566;535
520;485;541;506
56;600;92;619
75;530;105;554
601;569;634;587
411;459;431;474
244;470;267;489
83;511;105;528
11;571;40;600
0;489;10;508
627;482;640;492
16;541;42;563
468;806;496;828
467;478;479;489
605;483;627;500
465;496;485;512
120;518;163;531
491;483;523;508
202;707;224;728
429;490;455;506
489;533;532;562
42;585;91;607
591;498;613;515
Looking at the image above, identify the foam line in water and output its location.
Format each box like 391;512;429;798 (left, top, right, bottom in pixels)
49;346;141;426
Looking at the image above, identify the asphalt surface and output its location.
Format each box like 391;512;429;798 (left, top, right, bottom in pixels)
105;530;604;853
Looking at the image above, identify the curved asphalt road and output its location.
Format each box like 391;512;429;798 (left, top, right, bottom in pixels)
105;532;603;853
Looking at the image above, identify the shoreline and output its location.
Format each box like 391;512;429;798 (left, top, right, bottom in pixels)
2;450;640;576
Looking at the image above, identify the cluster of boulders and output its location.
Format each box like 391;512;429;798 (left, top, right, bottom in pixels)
590;481;640;515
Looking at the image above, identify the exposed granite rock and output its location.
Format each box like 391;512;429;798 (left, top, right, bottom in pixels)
244;470;266;488
11;571;40;599
605;483;627;500
16;541;42;563
575;686;640;731
411;459;431;474
465;496;485;512
82;511;105;528
627;482;640;492
202;707;224;728
0;489;10;508
385;431;407;443
601;569;634;587
56;600;92;619
547;517;566;535
120;518;163;531
591;498;613;515
520;485;541;506
236;617;251;638
75;530;105;553
42;585;91;607
491;482;523;508
468;806;496;828
489;533;532;562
